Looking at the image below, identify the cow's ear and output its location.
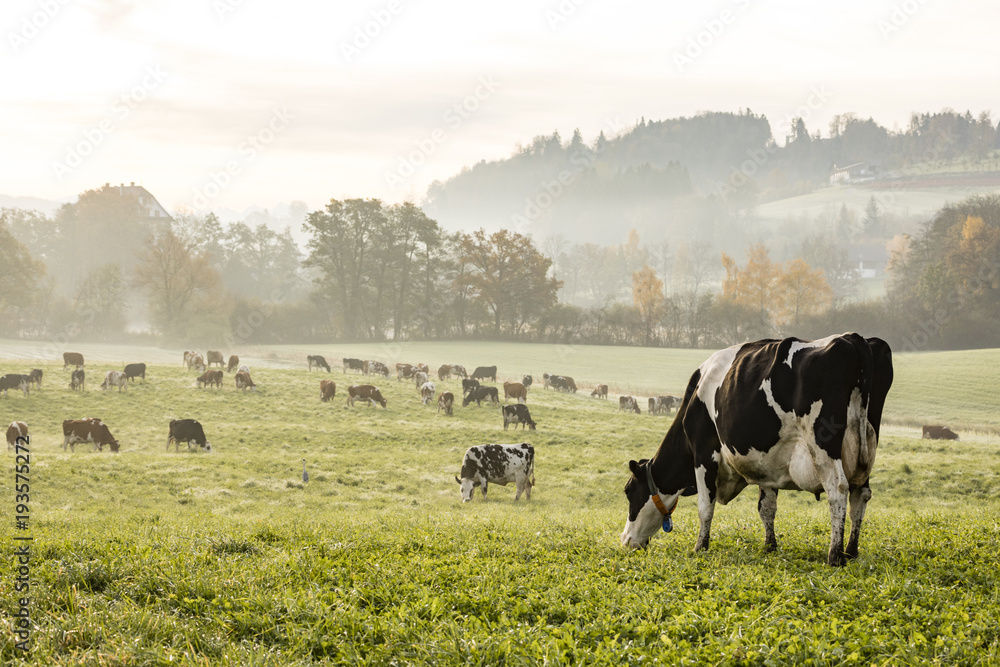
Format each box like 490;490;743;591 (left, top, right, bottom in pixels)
628;460;640;475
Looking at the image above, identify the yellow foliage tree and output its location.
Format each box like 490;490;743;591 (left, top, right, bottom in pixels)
632;265;664;345
777;258;834;327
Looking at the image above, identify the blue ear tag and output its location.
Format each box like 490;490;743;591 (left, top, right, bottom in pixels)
662;516;673;533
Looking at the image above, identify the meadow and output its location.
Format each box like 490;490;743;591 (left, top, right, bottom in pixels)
0;341;998;665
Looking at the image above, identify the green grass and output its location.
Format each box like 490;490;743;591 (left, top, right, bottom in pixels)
0;343;999;664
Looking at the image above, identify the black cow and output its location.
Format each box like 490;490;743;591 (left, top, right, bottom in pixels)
0;374;30;397
308;355;331;372
28;369;43;389
462;378;481;396
123;363;146;382
621;334;893;566
522;375;533;389
471;365;497;382
463;385;499;407
343;358;364;373
502;404;536;430
71;369;85;390
167;419;212;452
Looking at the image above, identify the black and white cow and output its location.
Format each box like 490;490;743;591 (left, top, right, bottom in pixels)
343;358;364;373
461;378;480;396
502;404;536;430
455;443;535;502
308;355;331;372
621;334;893;566
0;374;31;397
167;419;212;452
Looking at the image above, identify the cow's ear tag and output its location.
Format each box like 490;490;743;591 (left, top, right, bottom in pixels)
662;517;673;533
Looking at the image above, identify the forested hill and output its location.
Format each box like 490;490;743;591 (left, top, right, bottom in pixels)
422;109;999;247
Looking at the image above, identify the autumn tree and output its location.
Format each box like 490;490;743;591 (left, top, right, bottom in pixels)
776;258;834;328
74;263;129;336
721;244;778;321
0;217;47;335
632;265;664;345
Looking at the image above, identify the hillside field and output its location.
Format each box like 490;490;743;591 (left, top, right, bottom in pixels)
1;340;999;664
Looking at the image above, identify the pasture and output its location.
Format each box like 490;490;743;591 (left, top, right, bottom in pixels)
1;341;999;665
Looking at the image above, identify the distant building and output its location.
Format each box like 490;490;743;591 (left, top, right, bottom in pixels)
848;244;888;279
830;162;878;185
107;182;172;221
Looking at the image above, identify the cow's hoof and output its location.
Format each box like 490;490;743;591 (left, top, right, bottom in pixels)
764;541;778;553
827;552;847;567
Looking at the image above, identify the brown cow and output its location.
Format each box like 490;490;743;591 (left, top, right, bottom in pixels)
320;379;337;402
416;363;429;374
922;425;959;440
504;381;527;403
227;355;239;372
6;421;28;450
396;363;416;380
591;384;608;399
189;354;206;371
206;350;225;367
347;384;387;408
197;370;224;388
235;370;256;392
438;391;454;415
63;352;84;369
63;418;119;452
183;351;196;367
438;364;451;380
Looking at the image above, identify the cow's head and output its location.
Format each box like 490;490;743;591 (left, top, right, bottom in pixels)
527;419;537;430
455;475;479;502
621;459;678;550
109;439;120;453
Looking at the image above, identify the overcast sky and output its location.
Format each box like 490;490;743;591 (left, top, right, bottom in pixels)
3;0;997;215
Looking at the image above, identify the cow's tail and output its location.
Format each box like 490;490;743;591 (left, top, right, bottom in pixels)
846;332;874;466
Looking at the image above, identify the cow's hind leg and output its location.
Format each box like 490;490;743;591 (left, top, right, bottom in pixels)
845;482;872;559
758;487;779;552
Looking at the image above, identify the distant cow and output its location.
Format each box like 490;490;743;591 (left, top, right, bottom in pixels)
502;404;536;431
503;382;527;403
123;363;146;382
63;418;119;453
552;375;577;393
438;391;455;415
0;374;31;397
206;351;224;368
368;361;390;377
189;354;206;371
471;366;497;382
463;386;499;407
183;351;196;367
522;375;533;389
420;381;436;405
413;371;429;389
167;419;211;452
320;379;337;402
101;370;127;392
437;364;452;380
648;397;662;414
237;364;250;374
591;384;608;399
648;395;679;414
462;378;480;396
63;352;84;369
456;443;535;502
396;363;416;380
6;421;28;450
922;425;959;440
235;370;256;392
347;384;387;408
450;364;468;378
28;368;43;389
71;369;85;390
308;355;331;372
416;363;429;374
227;355;239;372
344;358;364;373
197;370;224;388
619;396;640;414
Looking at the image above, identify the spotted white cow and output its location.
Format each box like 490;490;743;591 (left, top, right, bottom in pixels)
621;333;894;566
455;443;535;502
420;381;436;405
101;370;127;392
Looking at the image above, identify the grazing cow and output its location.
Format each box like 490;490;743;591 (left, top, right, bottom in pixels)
63;418;119;453
227;355;239;372
619;396;640;414
28;368;43;389
368;361;390;377
6;421;28;450
522;375;533;389
413;371;429;389
437;364;452;380
63;352;84;369
420;381;436;405
471;365;497;382
450;364;468;378
167;419;211;452
183;351;195;367
462;378;480;396
320;379;337;402
543;373;552;389
438;391;455;415
416;363;429;374
308;355;332;372
556;376;578;393
621;334;894;567
658;395;680;413
0;374;31;397
463;386;500;407
101;370;127;392
235;370;256;392
456;443;535;502
396;363;416;380
648;396;678;415
123;363;146;382
197;370;224;388
343;358;364;374
922;425;959;440
591;384;609;399
503;382;527;403
237;364;250;374
502;404;536;431
347;384;387;408
206;350;225;368
71;369;85;391
189;354;206;371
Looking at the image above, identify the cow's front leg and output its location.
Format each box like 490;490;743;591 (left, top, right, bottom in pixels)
481;480;488;501
845;482;872;559
694;462;717;552
758;487;779;552
824;465;850;566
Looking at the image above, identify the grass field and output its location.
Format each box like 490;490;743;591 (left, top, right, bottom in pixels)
1;341;999;664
